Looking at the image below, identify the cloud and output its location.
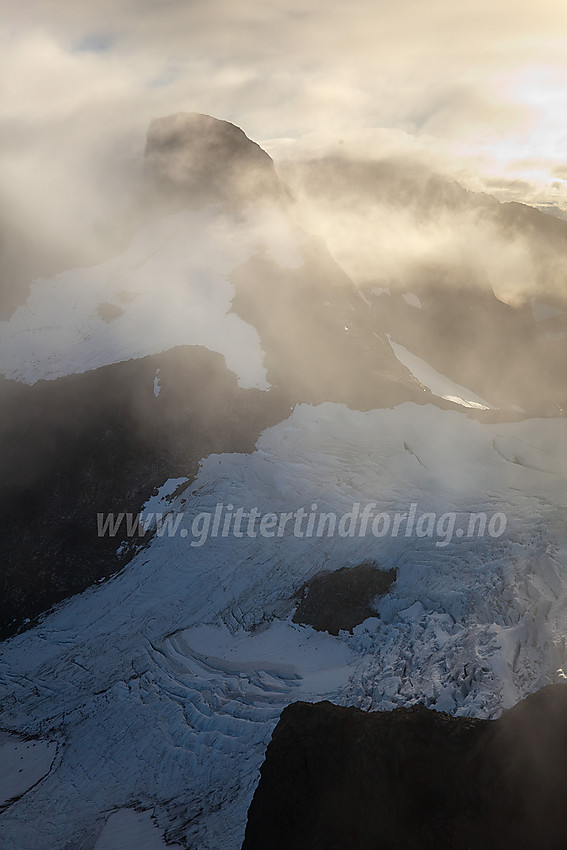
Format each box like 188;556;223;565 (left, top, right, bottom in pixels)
274;151;567;307
2;0;567;310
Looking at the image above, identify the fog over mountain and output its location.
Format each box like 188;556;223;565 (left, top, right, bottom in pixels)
0;109;565;849
1;3;567;848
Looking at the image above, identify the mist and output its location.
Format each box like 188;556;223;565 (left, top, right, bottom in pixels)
3;0;567;319
2;7;567;846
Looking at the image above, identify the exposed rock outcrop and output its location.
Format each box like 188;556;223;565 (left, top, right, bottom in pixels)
243;684;567;850
292;563;396;635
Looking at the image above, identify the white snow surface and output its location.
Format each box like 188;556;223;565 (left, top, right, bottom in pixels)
402;292;422;309
1;402;566;849
94;808;183;850
0;734;57;808
530;301;567;322
0;204;306;390
387;335;492;409
153;368;161;398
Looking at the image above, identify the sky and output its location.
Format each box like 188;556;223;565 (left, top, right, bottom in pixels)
2;0;567;279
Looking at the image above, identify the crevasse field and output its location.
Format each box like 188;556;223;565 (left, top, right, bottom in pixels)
1;393;566;847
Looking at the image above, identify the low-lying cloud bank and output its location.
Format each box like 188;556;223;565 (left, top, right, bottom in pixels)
3;0;567;307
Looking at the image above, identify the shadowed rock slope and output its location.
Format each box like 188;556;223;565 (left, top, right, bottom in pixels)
243;684;567;850
292;563;396;635
0;346;290;640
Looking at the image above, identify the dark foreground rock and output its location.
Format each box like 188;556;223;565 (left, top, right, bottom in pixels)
292;563;396;634
242;684;567;850
0;345;290;640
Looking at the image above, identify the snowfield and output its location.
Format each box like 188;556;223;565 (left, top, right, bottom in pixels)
93;808;184;850
0;402;566;848
0;204;306;390
0;734;57;810
387;335;493;409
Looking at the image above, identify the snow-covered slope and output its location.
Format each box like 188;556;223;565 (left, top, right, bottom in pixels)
387;335;492;409
93;808;184;850
0;204;305;389
0;734;57;810
0;402;565;849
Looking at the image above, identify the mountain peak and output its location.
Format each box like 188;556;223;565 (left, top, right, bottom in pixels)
143;112;282;207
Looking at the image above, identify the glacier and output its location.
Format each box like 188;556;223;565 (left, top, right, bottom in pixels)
0;401;566;848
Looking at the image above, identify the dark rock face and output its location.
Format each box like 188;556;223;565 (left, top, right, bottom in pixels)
242;684;567;850
0;346;290;640
230;239;430;410
367;281;567;416
143;112;284;210
292;563;396;635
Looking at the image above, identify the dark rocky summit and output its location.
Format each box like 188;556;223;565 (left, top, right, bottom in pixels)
242;684;567;850
292;563;396;635
143;111;285;210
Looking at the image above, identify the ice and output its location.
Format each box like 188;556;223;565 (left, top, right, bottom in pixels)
141;477;189;517
0;735;57;808
0;402;565;848
94;808;183;850
178;620;356;698
387;335;492;409
153;368;161;398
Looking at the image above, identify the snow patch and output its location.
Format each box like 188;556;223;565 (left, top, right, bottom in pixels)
153;368;161;398
94;808;183;850
387;335;492;409
0;734;57;807
178;620;356;699
530;301;567;322
402;293;421;309
0;205;307;390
